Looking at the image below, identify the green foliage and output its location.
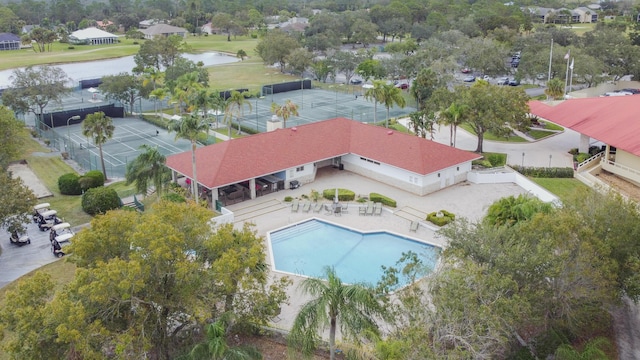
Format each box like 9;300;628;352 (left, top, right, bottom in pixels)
485;152;506;167
533;327;571;359
283;196;293;202
322;188;355;201
81;186;121;215
0;169;36;233
369;193;397;208
511;165;574;178
161;192;186;203
485;195;553;228
426;210;455;226
58;172;82;195
79;170;105;191
575;153;590;163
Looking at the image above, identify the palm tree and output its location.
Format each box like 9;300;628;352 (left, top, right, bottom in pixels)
408;110;437;139
150;87;169;118
364;80;386;125
440;102;467;147
189;317;262;360
168;114;208;200
82;111;115;181
172;71;204;113
555;337;611;360
379;82;406;128
289;266;385;360
545;78;565;100
224;91;252;137
270;100;299;128
125;144;171;196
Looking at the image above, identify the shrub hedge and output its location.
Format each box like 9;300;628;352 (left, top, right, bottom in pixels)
58;173;82;195
322;188;355;201
426;210;455;226
81;187;121;215
370;193;397;208
79;170;104;191
511;165;574;178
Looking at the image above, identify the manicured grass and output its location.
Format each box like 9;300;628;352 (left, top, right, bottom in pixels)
542;121;563;131
389;122;412;134
527;129;556;140
530;177;591;203
460;123;527;142
0;35;257;71
208;57;295;93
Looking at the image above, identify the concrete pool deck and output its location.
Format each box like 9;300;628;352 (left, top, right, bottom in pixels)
223;167;528;333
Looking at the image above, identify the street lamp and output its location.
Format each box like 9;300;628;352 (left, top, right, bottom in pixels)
67;115;81;149
521;152;525;167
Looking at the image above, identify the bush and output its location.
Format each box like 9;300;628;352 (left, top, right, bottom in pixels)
370;193;397;208
79;170;105;191
486;153;506;167
67;46;74;49
322;188;355;201
58;173;82;195
161;192;186;203
575;152;590;163
427;210;455;226
511;165;574;178
82;187;121;215
283;196;293;202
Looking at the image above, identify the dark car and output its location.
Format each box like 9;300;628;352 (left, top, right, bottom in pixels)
349;78;363;85
461;67;471;73
510;59;520;68
621;88;640;94
395;82;409;89
509;79;521;86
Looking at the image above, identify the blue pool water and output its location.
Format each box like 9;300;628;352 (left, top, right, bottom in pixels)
268;219;440;286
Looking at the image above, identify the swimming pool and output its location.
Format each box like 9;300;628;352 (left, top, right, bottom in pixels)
268;219;440;287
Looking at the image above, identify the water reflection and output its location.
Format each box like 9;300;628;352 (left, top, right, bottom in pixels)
0;52;238;88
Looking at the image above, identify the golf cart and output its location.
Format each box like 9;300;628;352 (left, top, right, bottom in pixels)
51;239;65;257
289;180;300;190
52;222;74;244
32;203;50;222
36;210;62;231
8;223;31;246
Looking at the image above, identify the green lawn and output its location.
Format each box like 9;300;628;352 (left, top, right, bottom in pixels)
460;123;527;142
527;129;556;140
0;35;258;71
530;177;591;203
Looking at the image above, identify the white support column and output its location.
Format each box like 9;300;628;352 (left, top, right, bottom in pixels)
579;134;590;154
249;179;257;199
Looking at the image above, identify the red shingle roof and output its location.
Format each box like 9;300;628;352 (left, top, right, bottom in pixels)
529;97;640;156
166;118;481;189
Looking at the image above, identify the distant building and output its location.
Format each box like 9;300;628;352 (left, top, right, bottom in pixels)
21;24;38;34
69;27;118;45
0;33;21;51
140;24;187;39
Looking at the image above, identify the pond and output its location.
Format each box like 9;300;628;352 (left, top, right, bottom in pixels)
0;52;239;88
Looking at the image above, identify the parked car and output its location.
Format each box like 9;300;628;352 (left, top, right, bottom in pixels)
509;79;521;86
510;59;520;68
349;78;363;85
395;82;409;89
497;77;509;85
461;67;471;73
621;88;640;94
463;75;476;82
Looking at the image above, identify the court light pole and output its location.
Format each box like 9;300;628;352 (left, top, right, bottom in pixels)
66;115;81;149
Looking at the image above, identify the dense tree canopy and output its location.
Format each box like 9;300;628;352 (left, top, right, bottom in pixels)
0;202;290;359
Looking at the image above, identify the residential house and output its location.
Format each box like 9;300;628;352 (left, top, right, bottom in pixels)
0;33;20;50
69;27;118;45
140;24;187;39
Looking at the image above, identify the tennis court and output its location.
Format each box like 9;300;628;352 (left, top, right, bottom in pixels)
48;117;193;180
243;86;416;132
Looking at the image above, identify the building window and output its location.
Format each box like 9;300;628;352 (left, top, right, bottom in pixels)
296;166;304;172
